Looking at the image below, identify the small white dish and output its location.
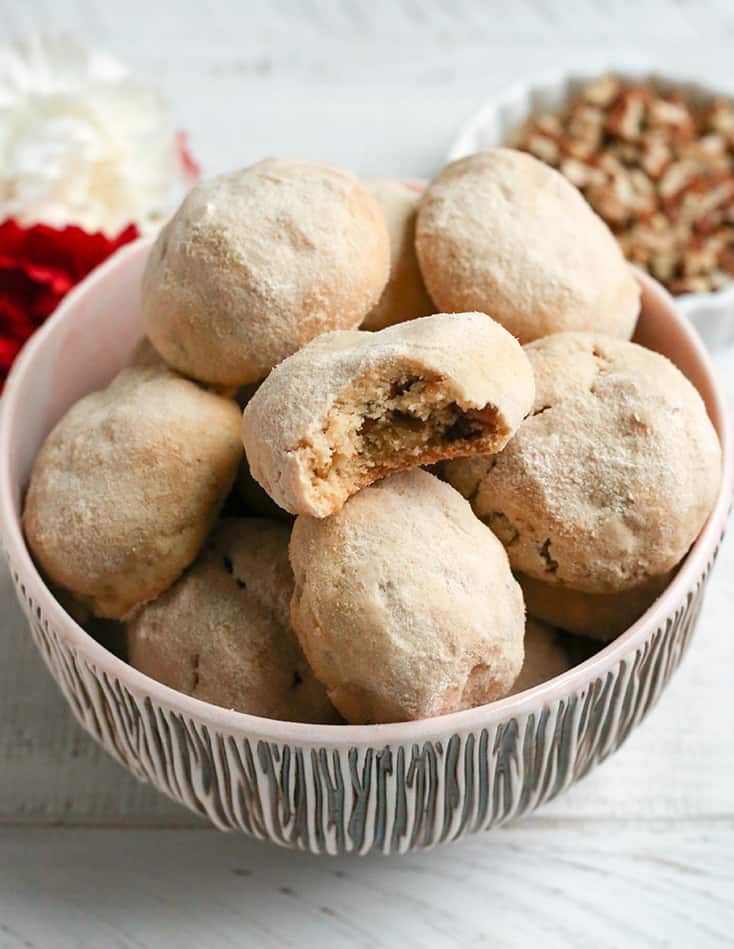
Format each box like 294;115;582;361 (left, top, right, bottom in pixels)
446;68;734;351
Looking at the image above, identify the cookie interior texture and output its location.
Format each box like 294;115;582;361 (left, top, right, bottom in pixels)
297;368;507;514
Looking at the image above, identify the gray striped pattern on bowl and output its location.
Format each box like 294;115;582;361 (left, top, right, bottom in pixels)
6;541;719;855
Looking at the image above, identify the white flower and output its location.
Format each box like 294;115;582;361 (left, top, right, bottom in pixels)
0;34;192;236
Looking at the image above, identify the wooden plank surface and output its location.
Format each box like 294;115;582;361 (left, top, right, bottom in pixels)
0;824;733;948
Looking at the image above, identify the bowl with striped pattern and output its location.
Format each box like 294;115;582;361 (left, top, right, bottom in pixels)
0;238;731;854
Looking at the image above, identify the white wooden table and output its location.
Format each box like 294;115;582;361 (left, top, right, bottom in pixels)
2;2;734;946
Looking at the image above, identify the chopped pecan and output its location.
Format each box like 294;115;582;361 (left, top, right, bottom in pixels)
640;133;672;179
659;160;698;200
606;88;646;141
526;132;561;165
507;75;734;294
535;113;563;138
718;247;734;274
582;74;621;108
559;157;604;188
701;99;734;138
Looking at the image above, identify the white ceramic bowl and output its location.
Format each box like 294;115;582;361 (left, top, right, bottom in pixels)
0;238;731;854
447;68;734;351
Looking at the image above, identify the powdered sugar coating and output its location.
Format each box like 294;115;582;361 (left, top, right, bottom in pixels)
242;312;535;517
415;148;641;343
128;519;338;723
289;469;525;724
23;367;242;618
445;331;721;594
361;178;434;331
142;157;390;385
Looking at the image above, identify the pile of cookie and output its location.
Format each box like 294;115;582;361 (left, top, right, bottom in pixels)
22;150;722;725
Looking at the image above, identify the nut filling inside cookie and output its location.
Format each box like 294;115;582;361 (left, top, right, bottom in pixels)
297;371;508;505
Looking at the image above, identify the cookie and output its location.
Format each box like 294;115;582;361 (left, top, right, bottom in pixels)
236;459;293;523
128;519;338;722
23;367;242;619
242;312;534;517
519;572;671;642
509;618;573;695
361;178;434;331
288;469;525;724
415;148;640;343
142;157;390;386
129;335;238;398
445;332;721;597
232;383;292;522
129;336;168;369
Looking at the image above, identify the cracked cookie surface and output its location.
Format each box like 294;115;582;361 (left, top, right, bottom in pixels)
242;312;534;518
127;518;339;723
288;469;525;724
445;331;721;595
142;157;390;386
23;366;243;619
415;148;641;343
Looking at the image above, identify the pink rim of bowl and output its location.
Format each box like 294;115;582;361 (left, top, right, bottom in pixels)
0;236;732;749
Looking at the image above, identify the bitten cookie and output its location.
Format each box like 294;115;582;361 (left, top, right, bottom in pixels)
142;157;390;386
234;383;292;521
415;148;640;343
361;178;434;331
445;332;721;603
23;367;242;619
128;519;338;723
519;572;671;642
236;459;293;523
509;618;573;695
242;312;535;518
288;469;525;724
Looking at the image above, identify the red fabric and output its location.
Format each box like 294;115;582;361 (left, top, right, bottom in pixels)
0;220;138;390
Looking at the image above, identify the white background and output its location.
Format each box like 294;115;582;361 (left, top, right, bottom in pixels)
1;1;734;946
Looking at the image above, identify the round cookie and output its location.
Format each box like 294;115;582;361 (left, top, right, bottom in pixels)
23;366;242;619
243;312;535;518
445;332;721;596
142;157;390;386
129;336;168;370
519;572;671;642
288;469;525;724
415;148;640;343
128;519;338;723
128;336;239;398
509;618;573;695
233;383;292;521
361;178;434;331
